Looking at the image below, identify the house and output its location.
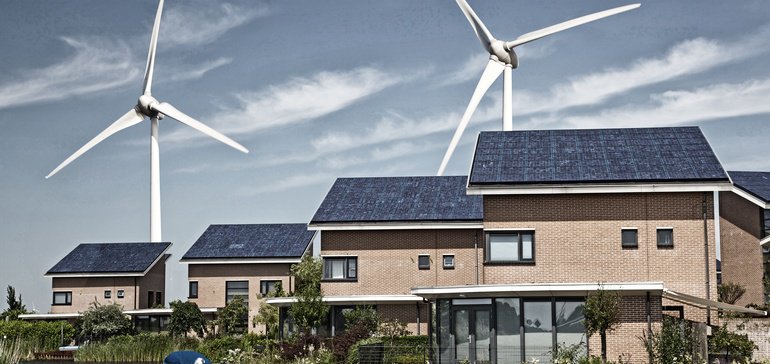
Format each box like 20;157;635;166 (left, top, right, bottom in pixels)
719;171;770;306
45;242;171;314
180;224;315;332
269;126;766;364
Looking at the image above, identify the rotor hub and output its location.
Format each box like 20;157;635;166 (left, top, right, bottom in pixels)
137;95;160;117
489;40;518;68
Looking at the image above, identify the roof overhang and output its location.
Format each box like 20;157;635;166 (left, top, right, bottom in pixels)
662;289;767;316
308;222;483;231
410;282;665;299
730;185;770;209
45;246;172;278
466;182;733;196
760;236;770;247
19;313;81;320
123;307;218;316
181;258;302;265
266;295;424;307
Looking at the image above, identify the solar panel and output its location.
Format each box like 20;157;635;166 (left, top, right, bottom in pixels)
47;242;171;274
182;224;314;260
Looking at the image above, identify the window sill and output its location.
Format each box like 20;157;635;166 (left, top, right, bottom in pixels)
52;303;72;306
657;245;674;249
322;278;358;283
483;261;535;266
621;245;638;249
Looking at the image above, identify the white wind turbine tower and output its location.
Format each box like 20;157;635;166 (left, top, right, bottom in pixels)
437;0;640;176
46;0;249;242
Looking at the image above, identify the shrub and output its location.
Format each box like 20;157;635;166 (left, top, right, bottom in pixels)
641;316;701;364
708;324;756;362
718;282;746;305
289;256;328;335
280;333;323;361
77;302;133;341
216;297;249;335
168;300;207;338
198;335;241;362
342;306;379;334
331;322;371;362
0;320;75;351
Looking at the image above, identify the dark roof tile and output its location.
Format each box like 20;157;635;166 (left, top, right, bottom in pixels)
182;224;313;260
729;171;770;203
47;242;170;275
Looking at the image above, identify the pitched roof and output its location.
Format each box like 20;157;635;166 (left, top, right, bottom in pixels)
311;176;483;224
729;171;770;203
47;242;171;276
181;224;314;260
469;127;729;186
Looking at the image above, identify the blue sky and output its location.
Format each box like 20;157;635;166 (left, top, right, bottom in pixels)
1;0;769;311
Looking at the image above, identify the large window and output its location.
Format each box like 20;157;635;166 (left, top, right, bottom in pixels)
260;280;282;296
53;292;72;306
226;281;249;304
323;257;357;281
486;232;534;263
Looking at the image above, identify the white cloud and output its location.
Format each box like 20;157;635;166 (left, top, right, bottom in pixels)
164;57;232;83
161;2;267;47
0;37;138;110
557;78;770;129
243;172;334;195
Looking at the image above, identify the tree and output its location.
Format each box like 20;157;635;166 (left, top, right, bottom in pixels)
77;302;133;341
708;324;757;362
288;255;328;335
717;282;746;305
168;300;206;338
253;282;285;339
584;286;620;362
216;297;249;335
1;286;29;321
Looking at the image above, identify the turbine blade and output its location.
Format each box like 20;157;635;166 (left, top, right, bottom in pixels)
142;0;165;96
46;108;145;179
152;102;249;154
437;59;504;176
455;0;496;49
505;3;640;49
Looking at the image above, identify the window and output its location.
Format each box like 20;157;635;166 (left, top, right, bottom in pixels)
323;257;357;281
147;290;154;308
104;290;112;299
443;255;455;269
117;290;125;299
418;255;431;270
486;231;534;263
188;281;199;298
226;281;249;304
53;292;72;306
621;229;638;248
763;209;770;238
260;280;282;296
155;291;163;306
657;228;674;248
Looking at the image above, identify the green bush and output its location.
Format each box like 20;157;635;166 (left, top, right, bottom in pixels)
708;324;756;362
77;302;133;341
0;320;75;351
641;316;701;364
198;335;241;362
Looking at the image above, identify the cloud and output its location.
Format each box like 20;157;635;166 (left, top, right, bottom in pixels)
0;37;138;110
161;2;267;47
556;78;770;129
319;141;442;170
163;67;409;143
243;172;334;195
164;57;232;83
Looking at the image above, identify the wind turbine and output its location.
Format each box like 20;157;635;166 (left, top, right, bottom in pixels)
46;0;249;242
437;0;640;175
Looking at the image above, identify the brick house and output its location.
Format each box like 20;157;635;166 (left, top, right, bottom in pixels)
719;171;770;306
44;242;170;315
181;224;314;332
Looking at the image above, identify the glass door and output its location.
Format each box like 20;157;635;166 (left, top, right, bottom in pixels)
454;306;492;363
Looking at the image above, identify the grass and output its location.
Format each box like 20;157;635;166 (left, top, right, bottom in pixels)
75;334;197;362
0;339;23;364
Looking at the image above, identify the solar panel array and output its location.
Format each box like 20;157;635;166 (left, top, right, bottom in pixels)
182;224;314;259
469;127;729;185
311;176;483;223
729;171;770;202
47;242;171;274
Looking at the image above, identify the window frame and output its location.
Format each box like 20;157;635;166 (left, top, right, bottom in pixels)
188;281;199;299
621;228;638;249
485;230;536;264
225;281;249;304
418;255;431;270
260;280;282;296
322;256;358;281
147;290;154;308
117;290;125;299
52;291;72;306
656;228;674;248
443;254;455;269
104;290;112;299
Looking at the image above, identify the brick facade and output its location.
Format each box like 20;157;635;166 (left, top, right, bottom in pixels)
719;191;765;306
586;295;663;363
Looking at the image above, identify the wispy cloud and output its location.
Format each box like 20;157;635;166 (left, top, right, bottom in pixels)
161;2;268;47
0;37;138;110
242;171;334;195
164;67;409;143
555;78;770;129
163;57;232;83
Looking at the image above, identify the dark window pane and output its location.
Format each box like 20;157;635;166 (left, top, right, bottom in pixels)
226;281;249;304
496;298;521;363
418;255;430;269
555;300;586;352
104;290;111;299
348;258;357;278
657;229;673;247
622;229;638;248
443;255;455;269
189;281;198;298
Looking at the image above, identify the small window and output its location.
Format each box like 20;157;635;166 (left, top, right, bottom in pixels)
657;228;674;248
188;281;199;299
117;290;125;299
155;291;163;306
147;290;154;308
486;231;535;263
323;257;358;281
226;281;249;304
443;255;455;269
621;229;638;248
104;290;112;299
260;280;282;296
418;255;431;270
53;292;72;306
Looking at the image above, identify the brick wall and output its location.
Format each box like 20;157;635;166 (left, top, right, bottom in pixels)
51;276;139;313
137;256;168;309
188;263;294;331
586;295;663;364
377;303;429;335
719;191;765;306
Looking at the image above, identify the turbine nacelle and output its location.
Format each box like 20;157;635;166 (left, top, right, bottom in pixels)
137;94;161;117
489;40;518;68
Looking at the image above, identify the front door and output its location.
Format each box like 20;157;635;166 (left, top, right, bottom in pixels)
454;306;492;363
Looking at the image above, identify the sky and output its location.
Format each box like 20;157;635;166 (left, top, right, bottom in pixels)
1;0;769;312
